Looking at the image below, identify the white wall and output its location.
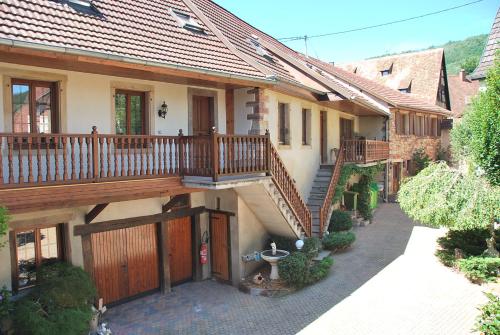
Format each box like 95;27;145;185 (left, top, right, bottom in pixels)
0;62;226;136
358;116;386;140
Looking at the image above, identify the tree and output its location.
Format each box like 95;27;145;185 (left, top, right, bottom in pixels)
461;56;480;74
452;57;500;186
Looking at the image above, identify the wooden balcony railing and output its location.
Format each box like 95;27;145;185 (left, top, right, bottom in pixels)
343;139;389;164
318;144;344;237
0;127;311;235
270;143;312;236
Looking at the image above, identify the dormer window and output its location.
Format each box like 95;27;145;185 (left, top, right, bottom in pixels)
249;35;274;62
399;88;410;93
353;67;358;74
380;64;393;77
171;9;205;33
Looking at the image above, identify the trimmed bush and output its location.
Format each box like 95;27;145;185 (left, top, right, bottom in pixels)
302;237;321;259
458;257;500;283
322;231;356;251
475;293;500;335
13;262;96;335
328;210;353;232
308;257;334;284
278;252;309;288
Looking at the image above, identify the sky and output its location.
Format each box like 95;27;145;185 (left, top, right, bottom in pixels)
212;0;499;63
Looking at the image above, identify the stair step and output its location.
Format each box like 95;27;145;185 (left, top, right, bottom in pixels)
307;200;323;206
320;164;334;169
314;176;331;182
316;171;333;177
313;250;332;261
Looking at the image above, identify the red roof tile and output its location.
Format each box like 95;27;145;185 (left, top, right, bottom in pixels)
0;0;267;78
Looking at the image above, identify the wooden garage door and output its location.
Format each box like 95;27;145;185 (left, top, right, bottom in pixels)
168;217;193;285
91;224;159;305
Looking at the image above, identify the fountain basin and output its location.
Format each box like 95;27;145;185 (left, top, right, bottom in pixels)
260;249;290;280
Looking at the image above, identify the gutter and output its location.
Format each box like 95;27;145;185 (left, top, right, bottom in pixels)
0;38;277;85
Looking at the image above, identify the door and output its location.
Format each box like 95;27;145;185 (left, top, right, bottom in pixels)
168;217;193;285
320;111;328;163
115;90;146;135
210;212;231;282
192;95;214;135
392;163;402;193
90;224;160;305
340;118;354;141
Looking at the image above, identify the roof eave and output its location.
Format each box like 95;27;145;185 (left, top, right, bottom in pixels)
0;37;277;85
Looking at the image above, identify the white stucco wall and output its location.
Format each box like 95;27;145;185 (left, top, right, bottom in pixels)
0;62;226;135
358;116;386;140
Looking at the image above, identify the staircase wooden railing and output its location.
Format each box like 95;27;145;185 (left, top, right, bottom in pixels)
318;143;345;237
269;142;312;237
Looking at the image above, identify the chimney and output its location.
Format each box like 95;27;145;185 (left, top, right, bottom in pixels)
459;69;466;82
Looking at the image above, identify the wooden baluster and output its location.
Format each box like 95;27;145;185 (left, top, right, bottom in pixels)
17;136;24;183
139;138;145;176
35;137;42;183
146;137;151;175
99;137;105;178
106;137;111;178
127;137;132;176
78;137;84;180
27;137;33;183
86;137;92;179
152;138;157;175
70;137;76;180
54;136;60;181
168;138;173;174
121;137;126;177
91;126;99;180
113;138;118;177
62;137;68;181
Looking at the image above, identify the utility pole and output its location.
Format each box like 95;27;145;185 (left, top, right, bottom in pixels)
304;35;308;58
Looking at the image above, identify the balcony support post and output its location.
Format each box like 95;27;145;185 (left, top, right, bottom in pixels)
265;129;271;175
210;127;219;182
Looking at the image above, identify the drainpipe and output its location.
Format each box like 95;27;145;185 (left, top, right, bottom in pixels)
384;116;390;202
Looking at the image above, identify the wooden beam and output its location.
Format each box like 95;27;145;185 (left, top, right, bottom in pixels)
73;206;206;236
158;220;172;294
161;194;189;213
85;203;109;224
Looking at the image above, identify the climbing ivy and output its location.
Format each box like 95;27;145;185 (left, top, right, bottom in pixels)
332;164;384;220
0;206;8;249
399;162;500;230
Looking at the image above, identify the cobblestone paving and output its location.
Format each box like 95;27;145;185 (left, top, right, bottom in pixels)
105;204;485;335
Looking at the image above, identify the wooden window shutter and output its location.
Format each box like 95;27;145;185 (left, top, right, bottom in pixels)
409;113;414;135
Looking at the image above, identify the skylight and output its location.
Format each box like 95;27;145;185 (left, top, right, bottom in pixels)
380;64;393;77
249;35;274;62
171;9;205;33
60;0;100;15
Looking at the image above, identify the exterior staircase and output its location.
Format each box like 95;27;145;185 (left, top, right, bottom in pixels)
307;165;334;236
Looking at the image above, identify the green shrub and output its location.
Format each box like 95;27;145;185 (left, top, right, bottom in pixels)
0;206;9;249
412;147;430;174
328;210;353;232
302;237;321;259
437;229;495;257
269;235;296;252
13;262;96;335
435;249;457;267
322;231;356;251
0;285;12;320
307;257;334;284
278;252;309;288
458;257;500;283
475;293;500;335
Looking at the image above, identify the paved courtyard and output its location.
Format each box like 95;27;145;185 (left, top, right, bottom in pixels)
105;204;487;335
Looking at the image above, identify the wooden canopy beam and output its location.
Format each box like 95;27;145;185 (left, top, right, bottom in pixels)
85;203;109;224
74;206;206;236
162;194;189;213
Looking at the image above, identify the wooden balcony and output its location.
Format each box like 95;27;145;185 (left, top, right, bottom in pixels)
0;128;312;235
342;139;389;164
0;127;271;189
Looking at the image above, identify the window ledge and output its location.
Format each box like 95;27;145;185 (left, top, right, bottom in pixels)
301;144;312;149
278;144;292;150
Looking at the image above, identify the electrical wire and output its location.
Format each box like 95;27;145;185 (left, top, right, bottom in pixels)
278;0;485;42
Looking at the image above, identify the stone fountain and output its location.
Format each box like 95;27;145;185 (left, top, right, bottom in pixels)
261;242;290;280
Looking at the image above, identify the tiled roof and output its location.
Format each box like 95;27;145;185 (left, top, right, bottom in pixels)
471;7;500;80
448;72;480;118
297;54;451;115
338;49;445;105
0;0;267;79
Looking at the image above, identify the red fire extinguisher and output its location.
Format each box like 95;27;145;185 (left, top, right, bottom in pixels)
200;232;208;265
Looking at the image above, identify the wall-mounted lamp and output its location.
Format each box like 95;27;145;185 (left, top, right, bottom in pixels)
158;101;168;119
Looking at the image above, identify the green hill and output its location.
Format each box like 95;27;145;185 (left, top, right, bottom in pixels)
370;34;488;75
436;34;488;75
